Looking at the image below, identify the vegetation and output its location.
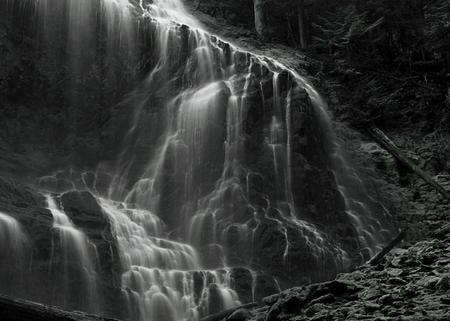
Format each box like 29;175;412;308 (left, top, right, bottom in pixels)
251;0;449;133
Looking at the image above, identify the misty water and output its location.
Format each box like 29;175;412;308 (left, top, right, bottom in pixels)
0;0;393;320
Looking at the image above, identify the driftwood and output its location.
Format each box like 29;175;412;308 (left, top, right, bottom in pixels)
0;295;119;321
367;126;450;202
368;229;407;265
200;302;257;321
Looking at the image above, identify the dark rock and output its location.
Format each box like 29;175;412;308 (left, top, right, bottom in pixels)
417;275;441;289
436;275;450;292
304;303;326;317
309;293;335;305
364;302;381;312
359;288;384;300
386;268;403;277
387;277;408;285
60;191;123;317
230;267;254;304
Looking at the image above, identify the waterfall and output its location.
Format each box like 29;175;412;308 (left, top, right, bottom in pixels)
99;198;239;321
109;0;354;277
46;195;99;313
0;0;394;320
0;212;29;296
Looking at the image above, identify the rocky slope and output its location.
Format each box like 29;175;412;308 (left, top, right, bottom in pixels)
224;227;450;321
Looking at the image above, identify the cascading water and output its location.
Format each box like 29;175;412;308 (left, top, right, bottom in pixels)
0;212;29;296
46;195;99;312
0;0;394;320
109;0;358;281
99;198;239;321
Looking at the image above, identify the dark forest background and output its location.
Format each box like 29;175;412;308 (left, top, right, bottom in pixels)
194;0;450;131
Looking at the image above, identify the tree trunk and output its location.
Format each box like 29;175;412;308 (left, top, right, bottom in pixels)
254;0;268;40
367;125;450;202
200;303;257;321
0;295;119;321
298;0;307;49
368;229;406;265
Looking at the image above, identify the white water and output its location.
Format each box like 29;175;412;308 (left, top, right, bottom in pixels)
46;195;99;312
0;212;29;295
0;0;392;319
99;198;239;321
118;0;354;269
108;0;383;286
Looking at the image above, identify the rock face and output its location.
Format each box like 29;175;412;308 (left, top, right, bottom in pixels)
0;177;53;300
0;178;124;318
243;230;450;321
60;191;123;318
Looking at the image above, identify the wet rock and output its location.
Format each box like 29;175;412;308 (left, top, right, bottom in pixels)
436;275;450;292
387;277;408;285
309;293;335;305
207;283;228;315
60;191;123;317
359;288;383;300
304;303;326;317
60;191;109;232
386;267;403;277
364;302;381;312
0;176;54;301
230;267;254;304
252;235;450;321
417;275;441;289
253;273;280;302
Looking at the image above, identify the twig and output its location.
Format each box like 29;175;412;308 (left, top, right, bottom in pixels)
200;303;257;321
368;229;407;265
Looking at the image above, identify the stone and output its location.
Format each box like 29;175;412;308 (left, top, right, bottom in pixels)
359;288;383;300
417;276;441;289
304;303;327;317
435;275;450;292
364;302;381;312
386;268;404;277
387;277;408;285
309;293;335;305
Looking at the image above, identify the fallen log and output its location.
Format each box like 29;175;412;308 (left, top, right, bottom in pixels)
200;302;257;321
0;295;120;321
368;229;407;266
367;125;450;202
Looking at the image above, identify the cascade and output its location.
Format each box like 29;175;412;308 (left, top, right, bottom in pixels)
99;198;239;321
0;0;394;320
46;195;99;313
0;212;29;297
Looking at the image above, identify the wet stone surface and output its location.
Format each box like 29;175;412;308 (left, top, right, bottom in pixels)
229;230;450;321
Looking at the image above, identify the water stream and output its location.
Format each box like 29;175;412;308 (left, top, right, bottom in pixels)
0;0;393;320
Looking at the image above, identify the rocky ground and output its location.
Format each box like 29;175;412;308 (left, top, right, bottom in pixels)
223;227;450;321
